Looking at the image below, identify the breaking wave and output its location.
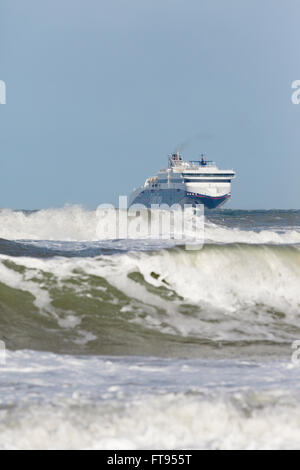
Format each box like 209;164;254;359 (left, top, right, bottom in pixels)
0;243;300;356
1;351;300;450
0;206;300;244
1;207;300;449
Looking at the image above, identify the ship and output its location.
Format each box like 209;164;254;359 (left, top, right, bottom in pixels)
129;152;236;209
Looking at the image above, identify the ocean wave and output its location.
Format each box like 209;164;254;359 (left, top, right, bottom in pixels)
0;243;300;355
205;220;300;244
3;390;300;450
0;206;299;245
1;351;300;450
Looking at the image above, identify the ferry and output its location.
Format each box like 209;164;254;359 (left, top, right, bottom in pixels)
129;152;236;209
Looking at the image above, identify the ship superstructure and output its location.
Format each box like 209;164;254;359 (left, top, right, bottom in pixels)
129;152;236;209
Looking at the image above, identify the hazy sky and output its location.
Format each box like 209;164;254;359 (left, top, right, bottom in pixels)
0;0;299;209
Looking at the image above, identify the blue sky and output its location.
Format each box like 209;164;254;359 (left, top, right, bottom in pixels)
0;0;299;209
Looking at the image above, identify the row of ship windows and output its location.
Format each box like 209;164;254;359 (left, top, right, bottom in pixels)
184;179;232;183
184;173;235;177
158;174;234;179
157;179;232;183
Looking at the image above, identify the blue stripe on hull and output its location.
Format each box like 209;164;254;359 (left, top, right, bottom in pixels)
130;189;230;209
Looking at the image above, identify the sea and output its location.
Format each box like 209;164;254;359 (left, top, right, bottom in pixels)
0;206;300;449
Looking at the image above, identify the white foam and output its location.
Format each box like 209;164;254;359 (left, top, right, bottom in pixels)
0;206;99;241
205;220;300;245
4;394;300;450
0;351;300;449
0;206;299;244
